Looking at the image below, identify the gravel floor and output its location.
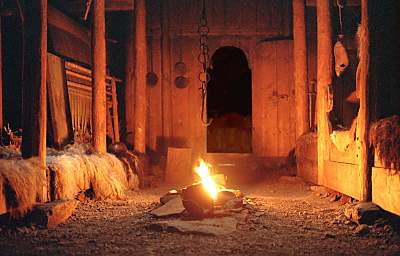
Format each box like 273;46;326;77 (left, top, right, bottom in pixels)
0;175;399;256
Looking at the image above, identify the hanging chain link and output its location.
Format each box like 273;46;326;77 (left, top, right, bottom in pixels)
198;0;212;126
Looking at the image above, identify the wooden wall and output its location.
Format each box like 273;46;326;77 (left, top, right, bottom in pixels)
145;0;294;160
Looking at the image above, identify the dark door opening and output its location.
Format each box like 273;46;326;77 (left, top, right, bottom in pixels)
207;46;252;153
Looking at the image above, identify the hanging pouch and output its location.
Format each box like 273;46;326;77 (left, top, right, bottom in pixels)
334;39;349;77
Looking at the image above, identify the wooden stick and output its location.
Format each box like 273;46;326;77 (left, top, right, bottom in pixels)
111;79;120;142
293;0;309;138
357;0;370;201
316;0;333;185
91;0;107;153
134;0;147;153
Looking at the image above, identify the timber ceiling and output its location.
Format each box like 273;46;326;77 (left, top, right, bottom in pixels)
49;0;134;22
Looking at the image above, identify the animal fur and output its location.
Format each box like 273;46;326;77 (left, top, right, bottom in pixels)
0;157;46;217
369;115;400;171
0;143;140;218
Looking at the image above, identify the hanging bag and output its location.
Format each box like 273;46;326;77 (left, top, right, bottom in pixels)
334;1;349;77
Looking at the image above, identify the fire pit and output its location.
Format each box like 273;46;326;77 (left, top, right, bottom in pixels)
150;159;247;235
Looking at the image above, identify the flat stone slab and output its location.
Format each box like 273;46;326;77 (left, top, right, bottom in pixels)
29;199;79;228
155;216;238;236
150;197;185;217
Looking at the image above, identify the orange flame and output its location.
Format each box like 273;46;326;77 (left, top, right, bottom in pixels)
194;159;219;200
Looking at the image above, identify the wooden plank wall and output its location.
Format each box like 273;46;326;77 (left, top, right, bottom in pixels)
146;0;292;159
253;40;295;157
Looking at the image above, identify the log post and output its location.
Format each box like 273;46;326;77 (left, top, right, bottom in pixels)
160;0;172;144
316;0;333;185
21;0;48;202
91;0;107;153
125;11;135;146
22;0;47;165
293;0;309;138
0;18;3;140
133;0;147;153
357;0;370;201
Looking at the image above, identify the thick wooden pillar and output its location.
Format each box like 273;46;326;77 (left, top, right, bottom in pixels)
134;0;147;153
91;0;107;153
160;0;172;142
0;18;3;138
21;0;47;166
21;0;47;202
357;0;370;201
125;11;135;146
293;0;309;138
316;0;333;184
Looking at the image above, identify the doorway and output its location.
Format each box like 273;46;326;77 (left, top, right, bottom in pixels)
206;46;252;153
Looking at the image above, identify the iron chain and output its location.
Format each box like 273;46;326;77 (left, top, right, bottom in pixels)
198;0;211;126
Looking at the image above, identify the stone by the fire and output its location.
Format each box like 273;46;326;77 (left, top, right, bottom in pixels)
154;217;238;236
181;183;214;218
215;189;242;206
160;190;180;205
150;196;185;217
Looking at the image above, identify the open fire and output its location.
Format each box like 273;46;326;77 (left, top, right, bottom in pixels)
178;158;243;218
194;159;220;200
149;158;247;235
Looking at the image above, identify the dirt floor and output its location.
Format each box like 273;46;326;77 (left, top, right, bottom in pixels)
1;173;400;256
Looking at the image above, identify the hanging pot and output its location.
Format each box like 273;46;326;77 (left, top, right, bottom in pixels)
146;72;158;87
175;76;188;89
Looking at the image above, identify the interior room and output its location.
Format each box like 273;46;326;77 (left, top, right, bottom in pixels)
0;0;399;254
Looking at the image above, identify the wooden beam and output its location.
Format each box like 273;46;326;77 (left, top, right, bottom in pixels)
48;5;90;45
316;0;333;185
134;0;147;153
307;0;361;6
357;0;370;201
91;0;107;153
106;0;134;11
293;0;309;138
21;0;48;202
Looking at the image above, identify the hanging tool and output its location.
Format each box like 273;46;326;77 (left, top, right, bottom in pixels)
334;0;349;77
147;29;159;86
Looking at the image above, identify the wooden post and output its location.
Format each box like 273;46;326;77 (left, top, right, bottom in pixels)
0;18;3;139
357;0;370;201
91;0;107;153
293;0;309;138
21;0;47;202
134;0;147;153
160;0;172;142
316;0;333;185
22;0;47;165
111;79;120;142
125;11;135;146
